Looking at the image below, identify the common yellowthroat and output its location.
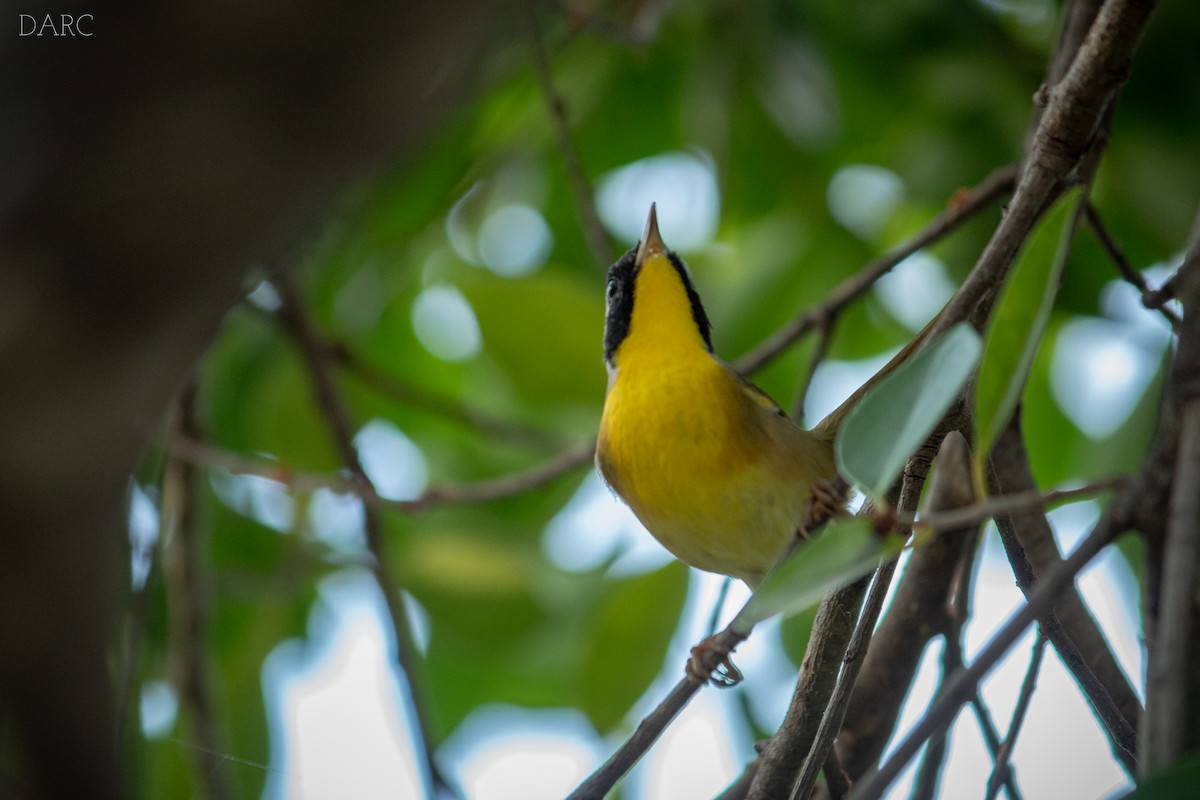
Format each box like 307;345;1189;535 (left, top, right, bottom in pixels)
597;205;921;588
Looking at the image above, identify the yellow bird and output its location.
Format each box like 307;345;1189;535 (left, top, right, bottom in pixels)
597;205;915;588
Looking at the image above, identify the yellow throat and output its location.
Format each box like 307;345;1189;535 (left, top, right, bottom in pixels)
596;206;837;587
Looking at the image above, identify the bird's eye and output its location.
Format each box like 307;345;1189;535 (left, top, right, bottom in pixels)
606;278;619;299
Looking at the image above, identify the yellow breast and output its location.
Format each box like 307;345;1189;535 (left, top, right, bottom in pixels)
597;352;836;586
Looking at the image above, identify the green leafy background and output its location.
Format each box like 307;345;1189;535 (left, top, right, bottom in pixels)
131;1;1199;797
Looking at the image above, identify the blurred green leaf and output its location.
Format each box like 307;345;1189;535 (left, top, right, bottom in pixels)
733;518;899;633
836;323;981;500
1119;753;1200;800
974;186;1084;467
579;563;690;732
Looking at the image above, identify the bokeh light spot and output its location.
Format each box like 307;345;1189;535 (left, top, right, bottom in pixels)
596;151;720;251
478;204;553;278
827;164;905;241
354;419;428;502
873;250;956;332
140;680;179;740
1050;317;1161;439
411;284;482;362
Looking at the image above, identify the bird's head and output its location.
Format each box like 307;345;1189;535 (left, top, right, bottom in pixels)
603;204;713;370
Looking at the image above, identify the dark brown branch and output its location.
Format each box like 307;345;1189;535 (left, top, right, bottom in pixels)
848;493;1135;800
573;498;853;800
566;626;748;800
790;561;900;800
1143;398;1200;772
941;562;1023;800
525;0;614;270
750;441;940;800
272;270;452;799
164;382;233;800
985;630;1049;800
833;434;980;781
823;748;851;800
790;435;978;800
737;165;1017;375
989;418;1141;772
747;575;870;800
903;478;1125;533
1084;203;1182;329
930;0;1159;342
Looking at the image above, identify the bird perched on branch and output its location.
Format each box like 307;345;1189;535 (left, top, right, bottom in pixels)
597;205;922;588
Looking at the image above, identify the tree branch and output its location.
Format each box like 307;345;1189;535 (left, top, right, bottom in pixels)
324;337;570;450
792;311;837;425
163;381;233;800
569;496;853;800
985;630;1049;800
1143;397;1200;772
737;165;1017;375
272;270;453;800
931;0;1159;342
989;418;1141;772
1084;202;1182;329
847;492;1136;800
790;562;899;800
832;434;979;782
525;0;614;270
169;435;594;514
791;435;979;800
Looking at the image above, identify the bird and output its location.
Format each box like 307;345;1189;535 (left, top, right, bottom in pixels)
597;204;925;590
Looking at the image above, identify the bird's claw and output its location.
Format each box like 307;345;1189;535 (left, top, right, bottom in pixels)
687;636;743;688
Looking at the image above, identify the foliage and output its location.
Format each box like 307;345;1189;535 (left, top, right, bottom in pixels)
128;1;1200;798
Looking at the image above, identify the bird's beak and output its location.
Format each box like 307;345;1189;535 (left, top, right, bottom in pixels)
635;203;665;265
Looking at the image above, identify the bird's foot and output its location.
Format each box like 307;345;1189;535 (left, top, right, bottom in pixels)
687;636;743;688
806;477;850;529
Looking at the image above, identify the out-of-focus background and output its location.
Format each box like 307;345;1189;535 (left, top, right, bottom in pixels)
6;0;1198;797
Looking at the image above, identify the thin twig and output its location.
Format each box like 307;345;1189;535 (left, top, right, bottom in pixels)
163;381;233;800
943;621;1022;800
525;0;613;270
834;436;978;790
985;630;1049;800
902;476;1126;534
272;270;453;800
990;419;1141;773
928;0;1158;345
566;627;747;800
736;165;1017;376
848;495;1133;800
707;578;734;637
789;441;948;800
245;300;565;450
791;311;837;424
169;435;594;513
571;495;853;800
790;559;899;800
1145;205;1200;310
1083;202;1181;329
326;340;570;449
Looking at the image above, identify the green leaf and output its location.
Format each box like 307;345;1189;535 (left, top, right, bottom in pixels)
579;563;690;731
733;518;900;634
974;186;1085;463
835;323;982;500
1120;753;1200;799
